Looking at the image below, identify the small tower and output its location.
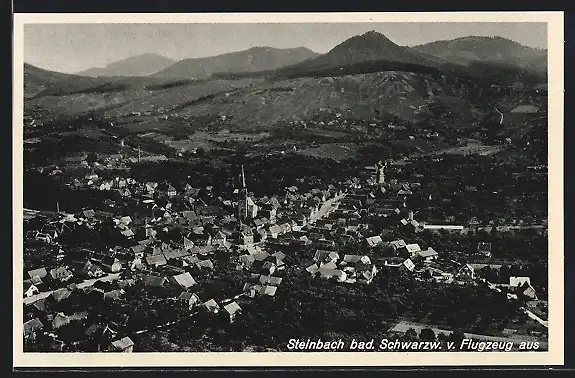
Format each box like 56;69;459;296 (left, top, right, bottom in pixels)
408;210;414;221
377;160;386;185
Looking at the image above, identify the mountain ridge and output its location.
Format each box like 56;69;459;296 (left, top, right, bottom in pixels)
77;53;176;77
152;46;320;79
414;35;547;76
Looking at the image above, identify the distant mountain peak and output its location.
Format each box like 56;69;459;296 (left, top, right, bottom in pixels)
152;46;320;79
78;53;176;77
335;30;399;51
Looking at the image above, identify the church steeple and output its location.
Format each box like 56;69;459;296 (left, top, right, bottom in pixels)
241;165;248;220
237;164;250;226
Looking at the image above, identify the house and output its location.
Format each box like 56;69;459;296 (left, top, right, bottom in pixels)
405;243;422;255
170;272;197;289
250;260;275;275
270;252;286;266
179;292;201;309
28;267;48;280
52;313;71;329
24;281;39;297
196;259;215;270
23;318;44;339
121;229;135;238
117;216;132;227
84;324;117;351
50;266;73;282
269;225;283;239
110;336;135;353
80;260;105;278
342;255;371;265
279;223;292;234
509;276;538;299
183;236;195;250
253;219;264;230
191;232;212;246
299;235;312;246
457;264;475;280
131;244;147;258
415;248;438;262
389;240;407;251
82;209;96;219
162;248;191;260
318;267;347;282
355;264;378;284
139;274;167;287
477;242;492;257
211;230;227;246
203;299;220;314
366;235;383;248
223;301;242;323
28;275;44;286
145;254;167;268
51;287;73;302
258;275;283;286
165;184;177;197
510;276;531;288
243;283;262;298
306;263;320;276
401;258;416;272
260;285;278;296
520;284;538;300
101;256;122;273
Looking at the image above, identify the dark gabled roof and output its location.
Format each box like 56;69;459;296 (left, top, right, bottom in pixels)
179;291;199;302
163;249;191;260
139;274;167;287
51;287;72;302
23;318;44;336
131;244;147;254
259;275;283;286
145;254;167;266
196;259;215;270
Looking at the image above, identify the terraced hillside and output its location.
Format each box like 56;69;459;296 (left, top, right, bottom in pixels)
26;69;496;127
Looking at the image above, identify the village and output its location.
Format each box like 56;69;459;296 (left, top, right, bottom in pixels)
22;150;549;352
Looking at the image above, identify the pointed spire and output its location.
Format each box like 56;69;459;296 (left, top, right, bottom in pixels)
241;165;246;189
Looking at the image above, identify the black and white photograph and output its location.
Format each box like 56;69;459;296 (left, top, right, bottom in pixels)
13;12;564;367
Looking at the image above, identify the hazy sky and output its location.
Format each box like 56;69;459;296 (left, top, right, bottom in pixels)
24;22;547;74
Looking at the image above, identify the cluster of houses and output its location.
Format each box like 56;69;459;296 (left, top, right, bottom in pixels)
22;150;546;351
305;252;378;284
23;165;352;351
291;163;541;309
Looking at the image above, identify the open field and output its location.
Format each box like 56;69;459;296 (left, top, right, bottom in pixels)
297;143;360;162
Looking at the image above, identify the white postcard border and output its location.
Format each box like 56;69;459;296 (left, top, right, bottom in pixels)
13;11;564;367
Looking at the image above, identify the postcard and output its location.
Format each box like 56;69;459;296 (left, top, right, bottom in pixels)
13;11;564;367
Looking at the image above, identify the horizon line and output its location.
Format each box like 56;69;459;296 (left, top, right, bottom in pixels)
25;32;547;75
